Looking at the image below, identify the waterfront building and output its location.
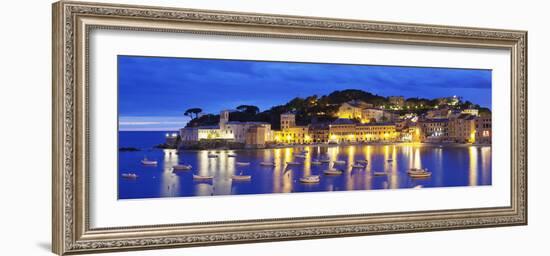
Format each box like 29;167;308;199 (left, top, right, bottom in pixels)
224;121;272;144
475;113;492;144
419;118;449;142
328;118;398;143
355;123;399;142
273;126;310;144
388;96;405;107
328;118;357;143
180;110;272;147
180;126;222;141
245;125;270;148
164;132;179;147
273;112;311;144
309;123;330;143
448;114;476;143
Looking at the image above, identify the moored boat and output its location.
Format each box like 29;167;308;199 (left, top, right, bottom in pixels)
387;159;394;163
232;173;252;181
207;153;218;158
193;174;214;180
260;162;276;167
227;153;237;157
172;164;192;171
407;168;427;174
294;154;307;158
141;157;158;165
351;164;365;168
373;171;387;176
323;168;343;176
356;160;368;164
333;160;346;165
235;162;251;166
121;173;138;179
320;159;331;163
409;172;432;179
300;175;320;183
311;160;322;165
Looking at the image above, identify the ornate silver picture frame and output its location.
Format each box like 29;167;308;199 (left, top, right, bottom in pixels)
52;1;527;255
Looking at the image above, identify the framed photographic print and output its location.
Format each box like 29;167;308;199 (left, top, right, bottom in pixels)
52;1;527;255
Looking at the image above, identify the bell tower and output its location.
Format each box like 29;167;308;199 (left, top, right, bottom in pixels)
220;110;230;130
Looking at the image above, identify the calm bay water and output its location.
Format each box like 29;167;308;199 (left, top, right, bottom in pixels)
118;131;492;199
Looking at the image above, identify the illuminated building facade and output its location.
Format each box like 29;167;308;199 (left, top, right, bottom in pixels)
336;100;373;120
419;118;449;142
327;118;398;143
309;123;330;143
273;112;311;144
461;108;480;116
475;114;492;144
180;110;272;147
448;114;477;143
355;123;398;142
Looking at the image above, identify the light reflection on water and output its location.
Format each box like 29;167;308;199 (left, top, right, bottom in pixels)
119;142;492;199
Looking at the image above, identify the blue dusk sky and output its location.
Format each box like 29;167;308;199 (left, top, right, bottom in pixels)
118;56;492;131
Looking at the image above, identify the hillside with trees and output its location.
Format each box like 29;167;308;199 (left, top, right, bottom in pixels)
184;89;488;129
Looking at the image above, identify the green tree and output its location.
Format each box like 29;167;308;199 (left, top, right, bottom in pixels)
236;105;260;115
184;108;203;119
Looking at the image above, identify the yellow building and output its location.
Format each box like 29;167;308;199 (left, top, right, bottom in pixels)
273;112;311;144
355;123;398;142
336;100;373;120
273;127;311;144
328;119;398;143
328;119;357;143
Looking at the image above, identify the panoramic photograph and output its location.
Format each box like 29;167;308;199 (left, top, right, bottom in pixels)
117;55;492;200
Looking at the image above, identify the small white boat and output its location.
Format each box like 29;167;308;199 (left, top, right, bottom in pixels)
294;154;307;158
121;173;138;179
232;174;252;181
193;174;213;180
286;161;301;166
410;172;432;179
227;153;237;157
236;162;251;166
323;169;343;176
311;161;322;165
333;160;346;165
172;164;192;171
207;153;218;158
351;164;365;168
141;158;158;165
407;168;427;174
320;159;331;163
356;160;368;164
260;162;276;167
373;171;387;176
300;175;320;183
